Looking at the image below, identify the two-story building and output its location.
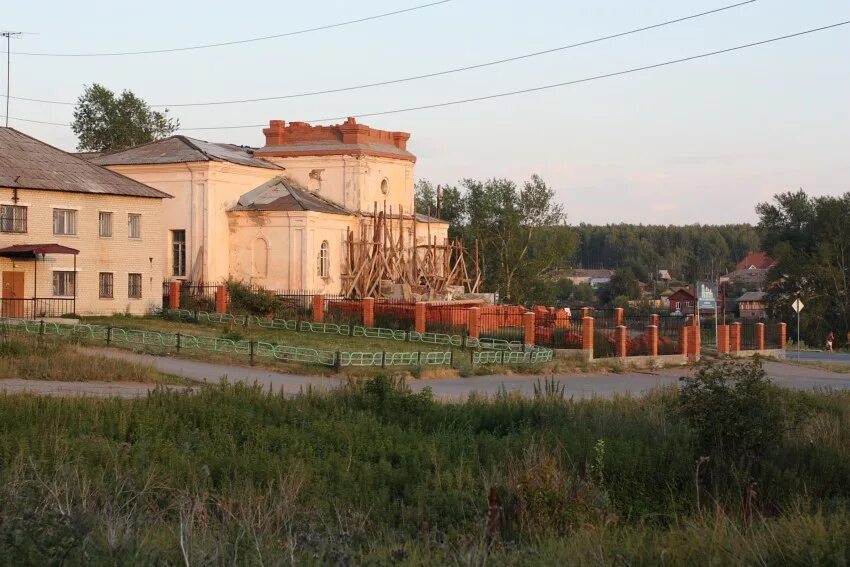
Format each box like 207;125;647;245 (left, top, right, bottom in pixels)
0;127;170;317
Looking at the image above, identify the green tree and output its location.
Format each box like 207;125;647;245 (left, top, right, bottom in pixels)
757;189;850;346
72;83;179;152
599;268;641;306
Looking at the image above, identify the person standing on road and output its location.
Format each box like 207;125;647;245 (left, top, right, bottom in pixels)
826;331;835;353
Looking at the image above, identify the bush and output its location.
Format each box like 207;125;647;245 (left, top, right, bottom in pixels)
675;358;784;475
225;279;281;317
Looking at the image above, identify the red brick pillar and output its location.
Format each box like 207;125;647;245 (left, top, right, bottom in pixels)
756;322;765;351
730;322;741;353
717;324;730;354
647;325;658;357
468;307;480;339
778;322;787;350
215;285;228;314
650;313;660;327
414;302;426;334
614;307;624;326
582;316;594;354
580;307;591;319
169;281;181;310
362;297;375;328
692;316;701;357
312;294;325;323
615;325;628;357
523;311;536;345
679;324;689;356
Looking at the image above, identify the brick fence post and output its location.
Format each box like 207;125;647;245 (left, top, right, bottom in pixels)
169;281;181;310
362;297;375;328
755;322;765;351
615;325;628;358
692;315;701;357
582;316;594;357
523;311;536;346
647;324;658;357
580;307;591;319
778;322;787;350
730;322;741;353
650;313;660;327
215;285;228;314
679;323;689;356
717;324;730;354
312;294;325;323
468;307;480;339
614;307;624;326
414;302;426;334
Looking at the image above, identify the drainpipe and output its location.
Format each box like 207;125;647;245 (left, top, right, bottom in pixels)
184;163;195;281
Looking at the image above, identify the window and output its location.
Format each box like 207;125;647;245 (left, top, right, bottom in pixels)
128;214;141;239
0;205;27;233
99;212;113;237
99;273;114;298
53;209;76;235
52;271;75;297
380;178;389;195
171;230;186;277
128;273;142;299
318;241;330;278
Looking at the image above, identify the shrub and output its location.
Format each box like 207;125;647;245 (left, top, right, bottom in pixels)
675;358;784;474
225;279;281;317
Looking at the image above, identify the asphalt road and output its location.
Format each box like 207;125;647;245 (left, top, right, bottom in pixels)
787;351;850;364
2;348;845;401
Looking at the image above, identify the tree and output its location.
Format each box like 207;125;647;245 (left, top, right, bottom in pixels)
757;189;850;346
599;268;641;306
72;84;179;152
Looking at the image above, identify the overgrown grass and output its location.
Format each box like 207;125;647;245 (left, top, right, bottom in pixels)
0;334;191;385
0;370;847;564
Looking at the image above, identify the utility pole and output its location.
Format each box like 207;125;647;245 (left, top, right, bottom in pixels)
2;31;24;127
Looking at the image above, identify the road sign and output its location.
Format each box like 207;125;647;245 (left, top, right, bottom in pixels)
792;299;804;313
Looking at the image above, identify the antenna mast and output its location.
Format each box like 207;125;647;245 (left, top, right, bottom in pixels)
2;31;24;127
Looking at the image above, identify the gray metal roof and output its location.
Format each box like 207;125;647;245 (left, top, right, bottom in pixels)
737;291;767;302
0;127;171;199
93;135;282;170
232;176;354;216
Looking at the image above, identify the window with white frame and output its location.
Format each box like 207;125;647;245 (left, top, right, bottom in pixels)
53;209;76;235
318;240;330;278
128;214;141;239
99;211;113;237
99;272;114;298
128;273;142;298
52;271;76;297
171;230;186;277
0;205;27;233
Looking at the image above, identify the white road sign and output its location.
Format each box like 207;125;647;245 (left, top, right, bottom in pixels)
792;299;804;313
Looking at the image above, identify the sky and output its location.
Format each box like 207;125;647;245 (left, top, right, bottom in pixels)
3;0;848;224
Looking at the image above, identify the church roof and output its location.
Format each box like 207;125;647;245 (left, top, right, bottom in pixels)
232;176;354;216
93;135;283;170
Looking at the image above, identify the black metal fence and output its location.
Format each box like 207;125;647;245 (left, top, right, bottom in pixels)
0;298;77;319
375;300;416;331
425;303;469;336
479;308;525;343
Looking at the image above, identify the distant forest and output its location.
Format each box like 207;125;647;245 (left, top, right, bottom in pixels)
570;224;760;283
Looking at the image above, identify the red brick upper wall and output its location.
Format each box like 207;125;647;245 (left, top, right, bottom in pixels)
257;117;414;162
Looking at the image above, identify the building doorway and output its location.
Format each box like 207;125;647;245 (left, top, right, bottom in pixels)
1;271;25;317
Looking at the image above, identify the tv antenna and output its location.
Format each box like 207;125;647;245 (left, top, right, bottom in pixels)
2;31;37;127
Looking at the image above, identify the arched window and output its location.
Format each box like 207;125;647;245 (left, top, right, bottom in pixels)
380;178;389;195
318;240;330;278
252;238;268;277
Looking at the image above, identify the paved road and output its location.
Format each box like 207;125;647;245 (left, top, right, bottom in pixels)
788;351;850;364
1;348;843;401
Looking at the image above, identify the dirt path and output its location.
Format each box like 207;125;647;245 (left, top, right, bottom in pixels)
3;348;847;401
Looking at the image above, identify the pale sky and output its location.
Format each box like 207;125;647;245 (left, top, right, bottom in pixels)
3;0;848;224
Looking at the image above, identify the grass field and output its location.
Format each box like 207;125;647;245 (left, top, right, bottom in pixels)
0;333;191;385
0;362;847;565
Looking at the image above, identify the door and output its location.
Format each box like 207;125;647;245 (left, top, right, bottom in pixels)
1;271;25;318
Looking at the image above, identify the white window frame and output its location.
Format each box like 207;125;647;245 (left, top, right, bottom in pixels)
52;271;76;297
128;213;142;239
53;208;77;236
171;229;187;277
99;211;113;238
318;241;330;278
0;204;27;233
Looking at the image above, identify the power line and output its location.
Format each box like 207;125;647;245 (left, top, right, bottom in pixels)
1;0;757;108
1;0;452;57
3;20;847;132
